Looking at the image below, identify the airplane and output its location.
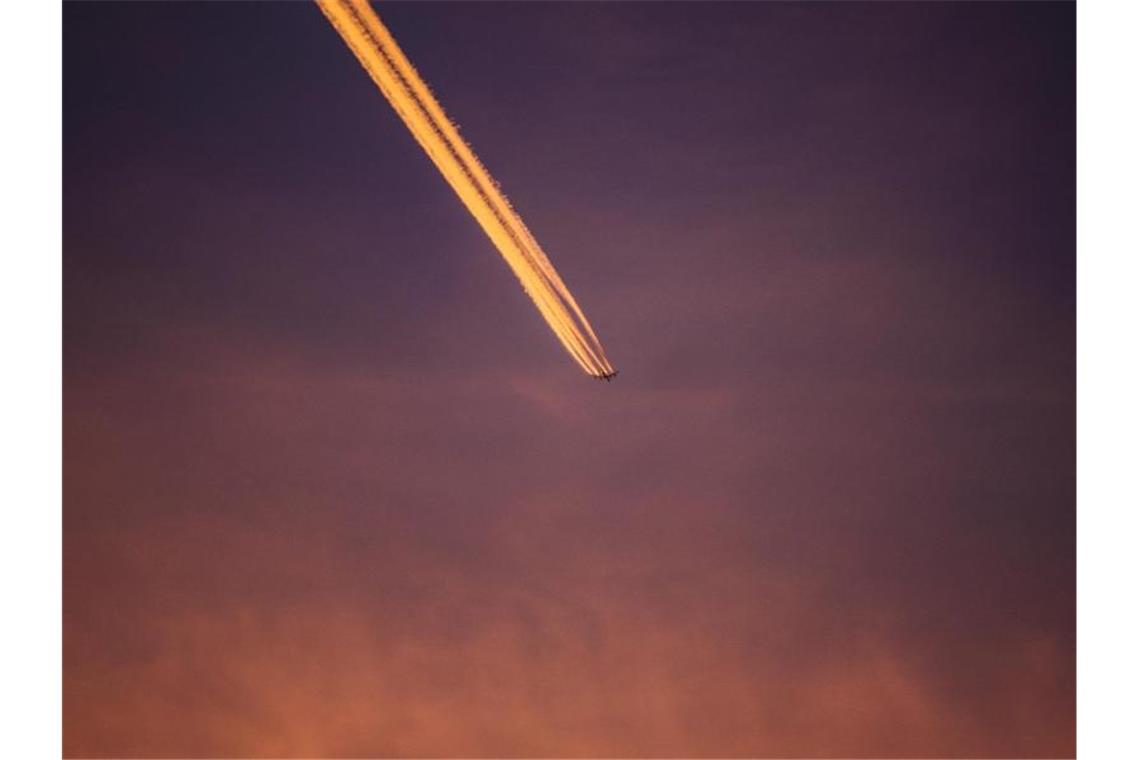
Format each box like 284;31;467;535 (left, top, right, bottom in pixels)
597;370;618;382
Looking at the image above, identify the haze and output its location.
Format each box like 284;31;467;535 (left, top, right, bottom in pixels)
64;2;1074;757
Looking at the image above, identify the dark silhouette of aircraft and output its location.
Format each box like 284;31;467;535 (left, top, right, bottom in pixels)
597;371;618;382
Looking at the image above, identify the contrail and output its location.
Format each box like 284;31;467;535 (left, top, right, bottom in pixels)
315;0;617;380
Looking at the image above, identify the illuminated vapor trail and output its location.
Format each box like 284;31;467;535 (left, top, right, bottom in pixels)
316;0;616;379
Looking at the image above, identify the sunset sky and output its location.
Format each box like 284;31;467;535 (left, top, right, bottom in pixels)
64;2;1074;757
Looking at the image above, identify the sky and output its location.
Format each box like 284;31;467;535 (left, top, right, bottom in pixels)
64;2;1074;757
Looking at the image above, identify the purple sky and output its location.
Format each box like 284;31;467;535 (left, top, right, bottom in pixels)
65;2;1074;757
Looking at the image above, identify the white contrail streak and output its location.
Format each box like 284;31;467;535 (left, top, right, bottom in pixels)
315;0;617;379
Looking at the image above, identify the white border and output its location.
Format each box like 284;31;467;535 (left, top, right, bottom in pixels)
1077;1;1140;758
0;0;61;758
